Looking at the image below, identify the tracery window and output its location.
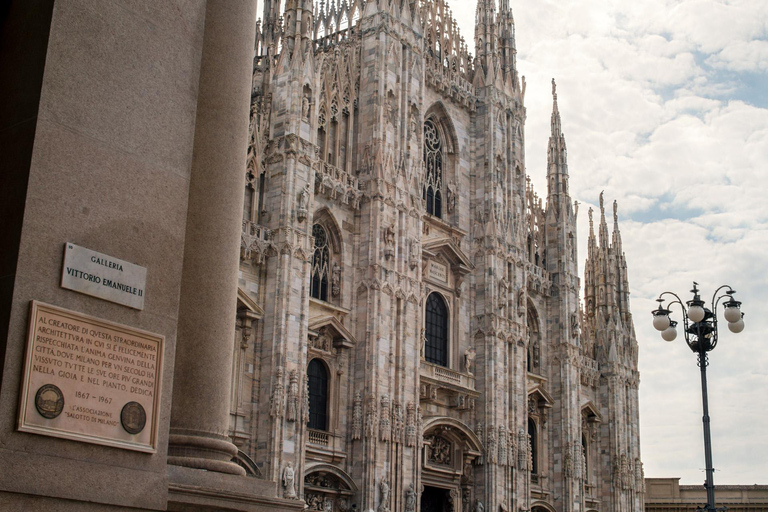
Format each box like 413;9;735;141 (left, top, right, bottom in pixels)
311;224;331;301
425;293;448;367
423;117;444;218
307;359;329;431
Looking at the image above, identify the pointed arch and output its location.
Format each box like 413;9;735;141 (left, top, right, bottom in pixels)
311;208;343;304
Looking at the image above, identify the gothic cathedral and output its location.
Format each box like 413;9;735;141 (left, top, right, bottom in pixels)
236;1;643;512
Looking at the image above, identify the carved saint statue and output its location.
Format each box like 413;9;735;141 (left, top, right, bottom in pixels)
474;500;484;512
405;484;417;512
283;462;296;498
302;95;311;121
464;347;476;375
378;479;391;512
332;262;342;297
384;224;396;248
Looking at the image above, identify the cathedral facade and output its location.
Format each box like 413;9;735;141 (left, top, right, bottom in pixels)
235;1;644;512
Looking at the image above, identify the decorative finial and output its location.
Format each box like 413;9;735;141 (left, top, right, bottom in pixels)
551;78;556;98
599;191;604;211
613;200;618;223
588;207;593;228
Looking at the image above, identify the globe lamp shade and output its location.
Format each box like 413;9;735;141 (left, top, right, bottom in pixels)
728;318;745;334
653;314;670;332
724;304;741;323
661;325;677;342
687;305;705;323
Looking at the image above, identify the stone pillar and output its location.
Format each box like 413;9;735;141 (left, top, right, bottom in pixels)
167;0;257;476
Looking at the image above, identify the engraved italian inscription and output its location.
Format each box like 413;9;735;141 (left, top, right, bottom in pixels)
18;301;163;452
428;261;448;283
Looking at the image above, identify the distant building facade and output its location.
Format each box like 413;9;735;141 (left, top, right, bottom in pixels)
645;479;768;512
236;1;644;511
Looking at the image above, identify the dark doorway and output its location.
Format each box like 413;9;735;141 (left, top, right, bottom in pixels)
421;486;450;512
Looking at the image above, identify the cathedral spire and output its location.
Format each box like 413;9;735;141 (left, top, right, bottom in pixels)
612;199;623;251
546;79;570;208
551;78;562;136
475;0;497;74
598;191;609;249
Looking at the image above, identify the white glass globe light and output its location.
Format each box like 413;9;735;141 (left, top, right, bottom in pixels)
728;318;745;333
661;325;677;342
688;305;705;323
724;305;741;323
653;314;670;331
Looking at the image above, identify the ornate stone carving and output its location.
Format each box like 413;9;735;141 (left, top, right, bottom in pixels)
303;374;310;424
379;394;391;442
365;394;377;438
270;367;285;418
406;401;417;447
498;425;507;466
352;391;363;440
286;369;298;422
486;426;497;465
518;428;528;469
393;400;403;444
427;435;451;465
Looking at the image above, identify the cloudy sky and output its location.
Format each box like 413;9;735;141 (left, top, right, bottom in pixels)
450;0;768;485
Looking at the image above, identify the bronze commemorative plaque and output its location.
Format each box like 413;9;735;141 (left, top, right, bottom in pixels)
18;301;163;452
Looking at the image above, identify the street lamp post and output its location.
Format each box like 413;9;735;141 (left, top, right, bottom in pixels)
651;282;744;512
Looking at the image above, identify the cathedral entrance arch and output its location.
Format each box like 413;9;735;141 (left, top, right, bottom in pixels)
421;417;482;512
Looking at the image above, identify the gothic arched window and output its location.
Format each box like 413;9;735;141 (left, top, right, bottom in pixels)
582;433;589;484
528;417;538;475
308;359;329;431
425;293;449;367
423;117;444;218
311;223;330;301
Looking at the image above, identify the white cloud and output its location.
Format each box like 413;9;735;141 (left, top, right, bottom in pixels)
451;0;768;484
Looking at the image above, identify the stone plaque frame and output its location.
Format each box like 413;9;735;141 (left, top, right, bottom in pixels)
18;301;164;453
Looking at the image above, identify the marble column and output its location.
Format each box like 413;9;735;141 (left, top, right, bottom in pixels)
167;0;257;476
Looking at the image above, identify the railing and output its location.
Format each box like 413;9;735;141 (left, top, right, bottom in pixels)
420;361;475;391
308;429;329;446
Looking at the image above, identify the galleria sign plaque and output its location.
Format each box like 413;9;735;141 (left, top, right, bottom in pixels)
61;243;147;310
18;301;163;453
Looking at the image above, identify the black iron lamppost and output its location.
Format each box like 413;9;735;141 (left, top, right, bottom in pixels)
651;282;744;512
